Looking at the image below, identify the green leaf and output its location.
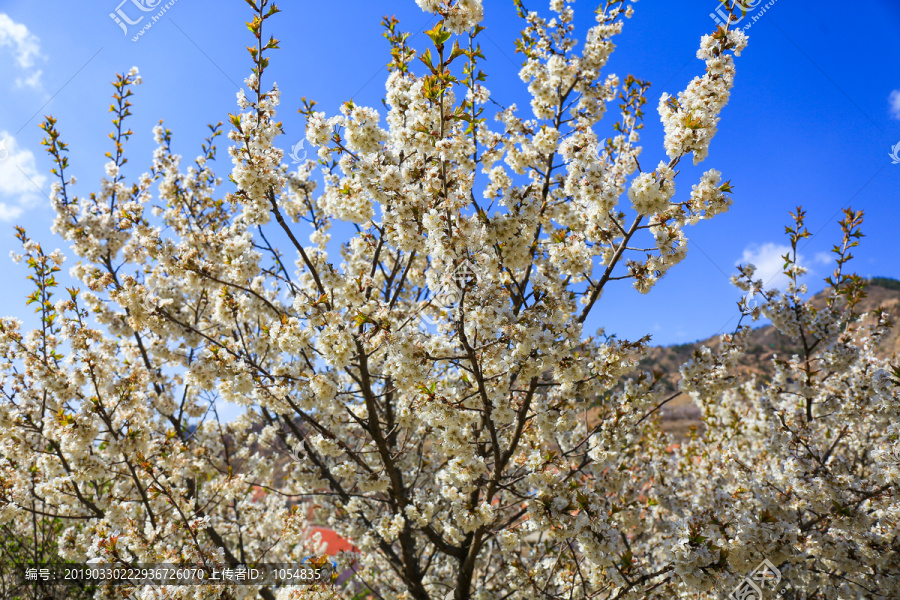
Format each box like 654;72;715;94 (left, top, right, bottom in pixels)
425;23;451;48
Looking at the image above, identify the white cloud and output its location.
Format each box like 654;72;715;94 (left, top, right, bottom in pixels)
890;90;900;120
0;203;23;221
0;131;48;221
15;68;42;90
737;242;805;290
0;14;43;89
813;251;832;266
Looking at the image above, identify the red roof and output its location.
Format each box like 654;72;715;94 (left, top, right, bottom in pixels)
250;488;358;555
309;526;358;555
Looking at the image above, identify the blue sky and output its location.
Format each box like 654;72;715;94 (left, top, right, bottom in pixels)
1;0;899;347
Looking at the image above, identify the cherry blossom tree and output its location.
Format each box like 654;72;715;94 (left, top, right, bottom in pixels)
1;0;896;599
666;209;899;599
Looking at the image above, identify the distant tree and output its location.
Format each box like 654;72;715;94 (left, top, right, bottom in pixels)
870;276;900;291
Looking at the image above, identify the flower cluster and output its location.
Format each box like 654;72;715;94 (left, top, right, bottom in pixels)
659;27;748;164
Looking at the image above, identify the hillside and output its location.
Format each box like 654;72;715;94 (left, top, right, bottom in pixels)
648;277;900;436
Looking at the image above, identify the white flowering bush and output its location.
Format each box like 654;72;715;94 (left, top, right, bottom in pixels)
665;209;900;599
1;0;897;599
